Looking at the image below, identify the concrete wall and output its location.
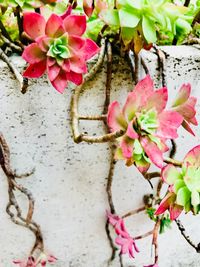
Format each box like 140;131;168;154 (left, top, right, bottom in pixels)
0;46;200;267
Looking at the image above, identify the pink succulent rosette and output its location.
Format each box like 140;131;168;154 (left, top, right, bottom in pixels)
172;83;197;135
107;211;139;258
107;75;183;173
22;11;99;93
155;145;200;220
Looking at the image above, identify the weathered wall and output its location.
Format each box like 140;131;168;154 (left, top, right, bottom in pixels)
0;46;200;267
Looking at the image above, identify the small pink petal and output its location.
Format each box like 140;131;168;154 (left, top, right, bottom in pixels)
140;137;163;168
66;71;83;85
63;15;86;36
45;14;64;38
22;43;46;64
23;60;46;78
23;12;46;40
107;101;127;131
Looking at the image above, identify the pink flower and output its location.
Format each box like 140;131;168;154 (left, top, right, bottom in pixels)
13;253;57;267
22;11;99;93
36;253;57;266
107;75;183;173
13;256;36;267
106;211;139;258
172;84;198;135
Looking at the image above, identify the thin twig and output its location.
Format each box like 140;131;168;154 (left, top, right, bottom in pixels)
152;219;160;265
164;157;182;167
0;35;22;53
0;19;12;41
175;219;200;253
169;139;177;159
184;0;191;7
103;41;112;115
122;206;145;218
144;172;161;181
0;47;28;93
134;230;154;240
0;132;44;255
141;56;149;75
71;38;106;143
153;45;167;87
78;115;106;121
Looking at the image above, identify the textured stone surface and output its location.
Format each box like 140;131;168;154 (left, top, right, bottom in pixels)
0;46;200;267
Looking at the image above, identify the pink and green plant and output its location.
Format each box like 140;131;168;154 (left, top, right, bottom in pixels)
155;145;200;220
107;211;139;258
13;253;57;266
22;10;99;93
107;75;184;173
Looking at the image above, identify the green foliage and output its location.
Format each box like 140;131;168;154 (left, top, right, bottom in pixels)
159;214;172;234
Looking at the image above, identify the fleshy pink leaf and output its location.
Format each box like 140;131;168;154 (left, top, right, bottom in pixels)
22;43;46;64
51;71;67;93
63;15;87;36
83;0;94;17
156;110;183;139
23;60;46;78
69;56;87;74
169;203;183;220
141;137;163;168
60;5;72;20
145;87;168;113
183;145;200;168
23;12;45;40
162;164;182;185
82;38;100;60
155;192;174;215
122;91;140;121
134;74;154;106
107;101;127;131
172;84;191;107
45;14;64;38
126;120;139;139
68;35;86;52
66;71;83;85
121;137;134;158
47;64;61;81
